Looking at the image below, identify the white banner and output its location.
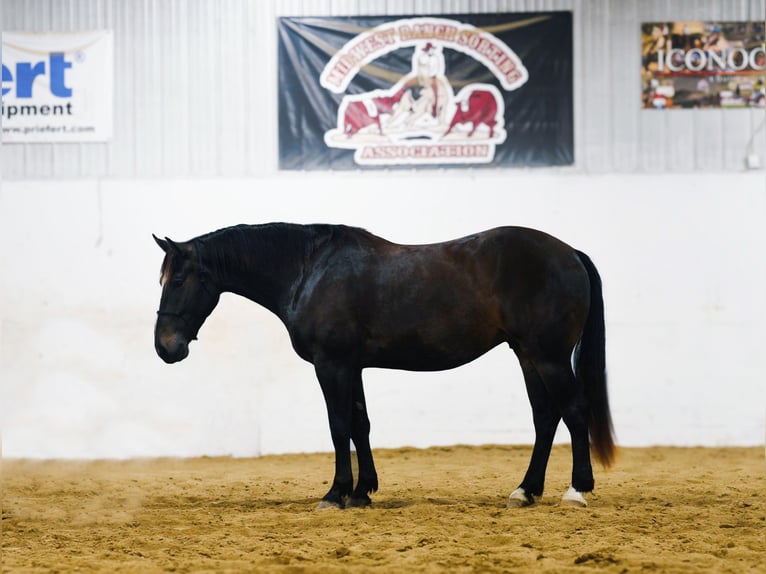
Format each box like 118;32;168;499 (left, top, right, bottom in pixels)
2;31;113;142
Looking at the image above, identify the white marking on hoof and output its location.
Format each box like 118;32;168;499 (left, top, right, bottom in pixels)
561;486;587;507
316;500;344;510
507;487;534;508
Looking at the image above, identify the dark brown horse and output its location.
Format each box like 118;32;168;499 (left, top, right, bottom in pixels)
153;223;615;509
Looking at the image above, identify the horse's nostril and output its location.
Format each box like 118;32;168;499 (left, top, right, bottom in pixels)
156;343;171;362
155;340;172;362
156;337;189;364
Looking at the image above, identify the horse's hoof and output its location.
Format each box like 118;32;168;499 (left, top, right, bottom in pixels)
316;500;344;510
507;487;535;508
345;496;371;508
561;486;587;507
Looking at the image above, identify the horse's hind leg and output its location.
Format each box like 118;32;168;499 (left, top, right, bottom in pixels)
535;357;594;506
347;373;379;508
508;356;561;507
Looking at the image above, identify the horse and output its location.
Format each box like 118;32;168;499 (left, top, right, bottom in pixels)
153;223;616;509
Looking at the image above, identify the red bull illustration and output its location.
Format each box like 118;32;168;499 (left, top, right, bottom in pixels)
321;18;527;166
445;85;503;138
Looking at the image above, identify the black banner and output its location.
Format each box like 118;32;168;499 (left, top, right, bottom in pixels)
278;13;573;170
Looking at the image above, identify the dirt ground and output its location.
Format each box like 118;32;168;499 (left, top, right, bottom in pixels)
2;445;764;573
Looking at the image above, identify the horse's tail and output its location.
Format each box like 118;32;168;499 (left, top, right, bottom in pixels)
574;250;616;468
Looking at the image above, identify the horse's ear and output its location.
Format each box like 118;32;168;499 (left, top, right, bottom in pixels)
153;234;169;253
165;237;184;256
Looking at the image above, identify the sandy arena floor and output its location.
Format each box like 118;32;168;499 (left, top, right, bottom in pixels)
2;445;764;573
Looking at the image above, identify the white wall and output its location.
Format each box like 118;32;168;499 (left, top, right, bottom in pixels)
2;171;765;458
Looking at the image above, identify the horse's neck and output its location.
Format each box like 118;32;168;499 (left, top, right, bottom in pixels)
207;224;323;317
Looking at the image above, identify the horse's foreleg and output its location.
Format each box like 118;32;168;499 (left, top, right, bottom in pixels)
347;373;378;507
509;357;561;508
315;360;355;509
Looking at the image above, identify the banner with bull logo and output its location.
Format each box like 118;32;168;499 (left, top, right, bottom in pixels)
278;13;573;169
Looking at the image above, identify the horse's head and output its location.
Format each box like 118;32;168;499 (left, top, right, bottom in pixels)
153;234;220;364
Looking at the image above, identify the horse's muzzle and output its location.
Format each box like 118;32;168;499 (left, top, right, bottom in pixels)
155;334;189;364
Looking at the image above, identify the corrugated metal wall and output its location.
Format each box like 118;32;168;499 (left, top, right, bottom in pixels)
2;0;764;178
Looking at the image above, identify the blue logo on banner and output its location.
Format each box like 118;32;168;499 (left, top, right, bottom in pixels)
2;53;73;97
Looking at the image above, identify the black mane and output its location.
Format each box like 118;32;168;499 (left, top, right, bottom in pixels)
193;223;367;294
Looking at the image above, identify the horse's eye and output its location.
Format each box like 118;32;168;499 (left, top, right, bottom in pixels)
171;275;185;286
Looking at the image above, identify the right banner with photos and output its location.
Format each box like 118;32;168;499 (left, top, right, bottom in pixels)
641;21;765;109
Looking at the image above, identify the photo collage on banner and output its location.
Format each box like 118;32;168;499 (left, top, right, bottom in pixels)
278;13;574;170
642;21;765;109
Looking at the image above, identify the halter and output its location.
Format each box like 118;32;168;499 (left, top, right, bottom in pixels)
155;241;218;342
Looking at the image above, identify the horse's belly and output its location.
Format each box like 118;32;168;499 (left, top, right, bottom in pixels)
368;348;499;372
363;326;505;372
